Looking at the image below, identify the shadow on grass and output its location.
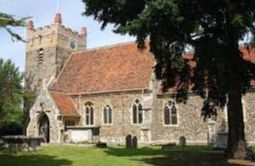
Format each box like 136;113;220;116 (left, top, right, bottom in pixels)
142;153;238;166
104;146;165;157
0;153;72;166
104;146;249;166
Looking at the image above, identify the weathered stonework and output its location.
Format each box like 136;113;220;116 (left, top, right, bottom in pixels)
70;90;153;144
26;13;255;147
152;94;208;145
26;14;87;143
27;85;255;145
241;91;255;145
26;87;63;143
25;16;87;93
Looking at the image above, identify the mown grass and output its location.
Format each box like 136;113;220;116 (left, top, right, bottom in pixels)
0;145;251;166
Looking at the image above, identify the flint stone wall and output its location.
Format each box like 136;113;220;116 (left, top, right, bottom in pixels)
27;89;63;143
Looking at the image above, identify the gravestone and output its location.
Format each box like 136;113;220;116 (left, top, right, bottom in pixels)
179;136;186;147
125;135;132;148
132;136;138;149
215;132;228;149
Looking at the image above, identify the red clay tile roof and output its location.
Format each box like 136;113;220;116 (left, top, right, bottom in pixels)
50;42;155;94
50;92;79;116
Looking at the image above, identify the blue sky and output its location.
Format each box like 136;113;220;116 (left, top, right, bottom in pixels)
0;0;134;72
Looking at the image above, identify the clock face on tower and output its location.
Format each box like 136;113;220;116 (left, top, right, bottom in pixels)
70;41;76;49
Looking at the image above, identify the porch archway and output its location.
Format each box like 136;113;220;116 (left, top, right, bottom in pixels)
38;112;50;143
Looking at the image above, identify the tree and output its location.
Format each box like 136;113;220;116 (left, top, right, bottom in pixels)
0;58;24;135
0;12;27;41
82;0;255;159
0;11;31;133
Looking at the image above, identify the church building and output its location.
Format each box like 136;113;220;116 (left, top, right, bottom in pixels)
26;12;255;146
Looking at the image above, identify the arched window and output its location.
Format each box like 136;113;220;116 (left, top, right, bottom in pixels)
133;99;143;124
37;48;44;65
164;100;178;125
103;105;112;124
85;102;94;125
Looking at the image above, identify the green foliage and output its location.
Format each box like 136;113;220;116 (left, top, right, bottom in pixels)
0;12;28;41
82;0;255;116
82;1;255;158
0;58;23;130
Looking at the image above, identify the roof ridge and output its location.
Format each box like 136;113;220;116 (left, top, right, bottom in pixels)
72;43;254;57
71;40;137;55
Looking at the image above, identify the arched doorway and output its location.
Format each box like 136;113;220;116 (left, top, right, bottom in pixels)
38;113;50;143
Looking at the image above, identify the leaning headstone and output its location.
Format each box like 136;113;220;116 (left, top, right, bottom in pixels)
179;136;186;147
132;136;138;149
125;135;132;148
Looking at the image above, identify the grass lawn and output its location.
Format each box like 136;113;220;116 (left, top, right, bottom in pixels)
0;145;253;166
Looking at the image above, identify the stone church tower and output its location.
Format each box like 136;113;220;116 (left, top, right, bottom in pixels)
25;12;87;93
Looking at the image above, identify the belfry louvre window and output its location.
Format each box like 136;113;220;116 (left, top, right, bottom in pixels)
37;48;44;64
132;99;143;124
103;105;112;124
164;100;178;125
85;102;94;125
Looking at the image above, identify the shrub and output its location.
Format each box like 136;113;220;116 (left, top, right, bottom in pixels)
0;122;23;137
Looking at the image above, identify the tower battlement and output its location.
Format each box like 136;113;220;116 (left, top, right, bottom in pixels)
27;21;87;51
25;12;87;93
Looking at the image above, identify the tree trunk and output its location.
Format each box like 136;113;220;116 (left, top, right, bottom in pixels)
226;90;247;159
22;110;30;135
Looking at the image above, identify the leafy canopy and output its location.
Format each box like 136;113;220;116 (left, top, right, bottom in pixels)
0;58;23;126
83;0;255;117
0;12;28;41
